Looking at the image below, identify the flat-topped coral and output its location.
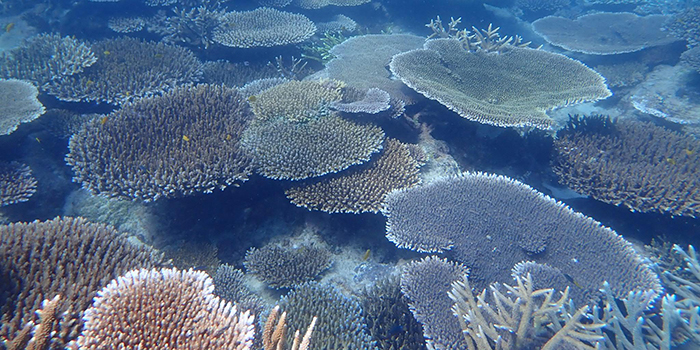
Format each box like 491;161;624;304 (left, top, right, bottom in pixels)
382;172;661;304
249;79;344;123
47;37;202;105
0;79;45;135
0;217;163;349
0;162;37;207
75;268;255;350
292;0;370;9
553;115;700;217
310;34;425;104
67;84;253;201
241;114;384;180
244;242;332;288
532;13;679;55
330;88;391;114
286;139;422;214
0;34;96;87
213;7;315;48
389;38;611;129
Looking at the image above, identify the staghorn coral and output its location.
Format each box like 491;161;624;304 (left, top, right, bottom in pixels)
665;7;700;47
241;113;384;181
0;162;37;206
249;79;344;123
285;139;422;214
2;295;62;350
292;0;369;9
244;241;332;289
382;172;662;304
66;84;253;201
426;18;532;54
400;256;470;350
389;38;611;129
279;282;377;350
359;275;427;350
74;268;255;350
0;79;45;135
213;7;315;48
0;217;163;350
0;34;96;87
262;305;316;350
107;16;145;33
310;34;425;104
47;37;202;105
449;273;604;350
532;13;679;55
330;87;391;114
553;116;700;217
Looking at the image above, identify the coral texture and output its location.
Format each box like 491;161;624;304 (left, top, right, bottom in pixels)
400;256;470;350
279;282;377;350
330;88;391;114
47;37;202;105
383;172;662;304
0;34;96;87
0;162;37;206
292;0;369;8
75;268;255;350
389;38;611;129
665;7;700;47
532;13;678;55
249;79;344;123
681;46;700;73
0;217;163;350
286;139;422;213
241;114;384;180
553;116;700;217
310;34;425;103
213;264;266;317
244;242;332;289
202;60;280;88
213;7;315;48
0;79;45;135
107;17;145;33
316;14;358;33
67;84;253;201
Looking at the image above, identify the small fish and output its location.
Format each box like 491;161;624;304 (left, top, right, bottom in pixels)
4;22;15;33
666;158;676;165
563;273;583;289
103;50;111;55
35;137;41;143
685;149;694;156
154;53;163;58
182;135;191;142
225;134;232;141
85;79;94;86
362;249;371;261
247;95;257;102
99;116;109;125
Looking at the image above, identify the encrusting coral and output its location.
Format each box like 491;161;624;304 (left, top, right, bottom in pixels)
67;84;254;201
0;162;37;206
390;38;611;129
72;268;255;350
552;115;700;217
0;217;163;350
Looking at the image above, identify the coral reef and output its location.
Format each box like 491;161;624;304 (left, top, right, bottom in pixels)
0;217;163;350
316;14;358;34
202;60;280;88
665;7;700;47
514;0;570;12
330;88;391;114
532;13;678;55
553;116;700;217
629;64;700;124
0;162;37;206
278;282;377;350
153;6;224;49
359;275;427;350
213;7;315;48
2;295;62;350
107;16;145;33
244;240;332;289
0;34;96;87
239;77;289;98
292;0;370;9
213;264;266;318
0;79;45;135
383;172;662;303
426;18;532;54
681;46;700;73
47;37;202;105
262;305;316;350
400;256;470;350
310;34;425;104
241;114;384;180
249;79;344;123
593;61;649;88
74;268;255;350
285;139;422;214
390;38;611;129
67;84;253;201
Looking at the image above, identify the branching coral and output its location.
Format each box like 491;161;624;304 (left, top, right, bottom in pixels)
213;7;315;48
67;84;253;201
426;17;532;54
0;162;37;206
553;115;700;217
389;38;611;129
249;79;344;123
244;241;332;289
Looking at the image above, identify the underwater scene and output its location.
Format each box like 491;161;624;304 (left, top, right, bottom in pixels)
2;0;700;349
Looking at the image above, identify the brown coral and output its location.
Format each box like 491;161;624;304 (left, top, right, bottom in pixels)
286;138;422;214
0;217;163;350
67;84;253;201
